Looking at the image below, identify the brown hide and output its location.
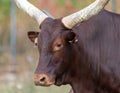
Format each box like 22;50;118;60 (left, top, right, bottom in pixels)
28;10;120;93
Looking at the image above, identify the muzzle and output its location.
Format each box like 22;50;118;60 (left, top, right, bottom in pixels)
33;73;55;86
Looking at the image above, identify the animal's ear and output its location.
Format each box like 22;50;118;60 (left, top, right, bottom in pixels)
65;32;78;44
27;31;39;46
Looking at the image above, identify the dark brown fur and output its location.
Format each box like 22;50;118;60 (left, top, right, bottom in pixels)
29;10;120;93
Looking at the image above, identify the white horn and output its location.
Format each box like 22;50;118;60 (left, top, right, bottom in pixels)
14;0;51;25
62;0;110;29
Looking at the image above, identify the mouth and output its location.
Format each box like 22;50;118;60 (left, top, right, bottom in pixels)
55;73;67;86
34;79;55;86
34;76;65;86
34;73;67;87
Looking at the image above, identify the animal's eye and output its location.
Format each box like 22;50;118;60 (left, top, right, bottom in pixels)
57;43;62;48
53;43;63;52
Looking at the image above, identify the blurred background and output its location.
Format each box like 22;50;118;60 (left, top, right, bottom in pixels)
0;0;120;93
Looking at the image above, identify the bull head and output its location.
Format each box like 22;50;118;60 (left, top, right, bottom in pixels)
14;0;110;86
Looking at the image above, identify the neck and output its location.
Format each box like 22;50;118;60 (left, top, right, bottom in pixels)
68;67;96;93
67;45;97;93
70;76;96;93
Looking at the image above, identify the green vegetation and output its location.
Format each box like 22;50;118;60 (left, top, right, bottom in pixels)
0;0;10;20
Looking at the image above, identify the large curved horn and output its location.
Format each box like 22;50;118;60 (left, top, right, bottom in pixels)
62;0;110;29
14;0;51;25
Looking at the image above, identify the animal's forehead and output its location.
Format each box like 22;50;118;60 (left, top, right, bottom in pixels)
38;19;62;46
41;18;57;26
40;18;65;40
40;18;64;33
39;29;62;45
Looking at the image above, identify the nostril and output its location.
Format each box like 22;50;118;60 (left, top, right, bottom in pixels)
34;74;55;86
40;77;46;82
